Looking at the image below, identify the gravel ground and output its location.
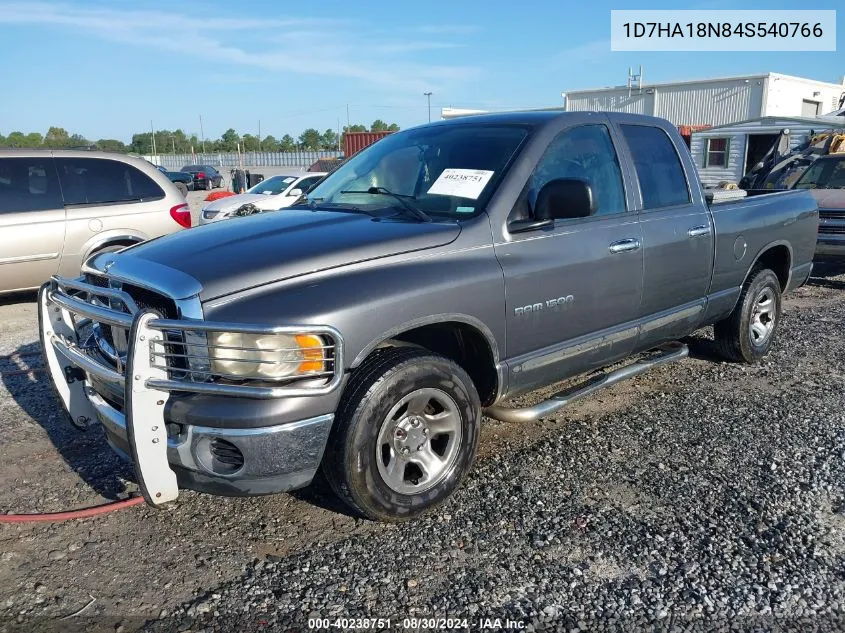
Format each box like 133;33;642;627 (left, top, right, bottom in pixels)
1;263;844;632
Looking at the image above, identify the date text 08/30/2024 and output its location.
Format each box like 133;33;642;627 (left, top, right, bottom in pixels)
307;617;527;629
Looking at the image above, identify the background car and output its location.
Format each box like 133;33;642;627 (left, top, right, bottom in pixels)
155;164;193;195
181;164;224;190
0;150;190;295
199;171;326;224
793;154;845;258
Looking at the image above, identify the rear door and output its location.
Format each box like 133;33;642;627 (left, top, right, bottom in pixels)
616;123;713;347
54;157;166;276
0;156;66;292
495;117;644;394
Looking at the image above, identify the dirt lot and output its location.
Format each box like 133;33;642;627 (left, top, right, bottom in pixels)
1;264;844;632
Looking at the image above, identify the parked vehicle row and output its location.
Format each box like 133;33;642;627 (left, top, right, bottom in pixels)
0;150;189;295
39;112;818;523
181;164;224;190
200;171;326;224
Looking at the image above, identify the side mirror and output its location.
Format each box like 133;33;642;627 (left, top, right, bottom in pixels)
535;178;595;221
288;188;303;197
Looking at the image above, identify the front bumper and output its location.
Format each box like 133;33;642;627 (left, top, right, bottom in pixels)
38;278;343;505
816;235;845;258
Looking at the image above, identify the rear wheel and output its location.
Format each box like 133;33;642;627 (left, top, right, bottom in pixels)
322;347;480;522
714;266;782;363
204;178;212;191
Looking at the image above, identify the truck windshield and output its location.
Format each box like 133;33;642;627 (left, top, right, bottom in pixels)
306;124;529;218
794;157;845;189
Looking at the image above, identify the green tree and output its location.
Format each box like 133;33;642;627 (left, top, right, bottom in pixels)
387;123;400;132
298;128;322;150
96;138;127;152
261;135;278;151
321;128;339;150
241;133;259;152
220;128;239;151
279;134;296;151
370;119;389;132
0;133;5;147
25;132;44;147
5;131;27;148
344;124;368;133
45;126;70;147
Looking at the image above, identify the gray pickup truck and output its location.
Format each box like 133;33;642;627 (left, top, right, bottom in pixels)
39;112;818;521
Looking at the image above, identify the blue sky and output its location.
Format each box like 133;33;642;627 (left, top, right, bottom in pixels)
0;0;842;143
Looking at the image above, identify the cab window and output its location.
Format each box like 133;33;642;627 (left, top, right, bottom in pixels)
528;124;627;218
620;125;691;209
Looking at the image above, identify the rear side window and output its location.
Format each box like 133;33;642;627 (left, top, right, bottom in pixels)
0;157;63;213
621;125;691;209
55;158;164;205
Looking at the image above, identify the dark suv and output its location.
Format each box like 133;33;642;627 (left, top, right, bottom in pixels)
180;165;224;190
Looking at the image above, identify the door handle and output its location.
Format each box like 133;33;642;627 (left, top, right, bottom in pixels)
608;238;641;254
687;225;711;238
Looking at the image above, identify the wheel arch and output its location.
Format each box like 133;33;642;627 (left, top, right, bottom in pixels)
351;315;502;407
82;232;147;263
746;240;792;291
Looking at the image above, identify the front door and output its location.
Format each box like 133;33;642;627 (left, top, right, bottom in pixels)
0;157;66;293
616;123;713;347
494;120;644;395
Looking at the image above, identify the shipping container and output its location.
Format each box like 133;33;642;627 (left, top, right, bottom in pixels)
677;124;711;147
343;131;393;157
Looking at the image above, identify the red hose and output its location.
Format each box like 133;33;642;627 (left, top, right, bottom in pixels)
0;496;145;523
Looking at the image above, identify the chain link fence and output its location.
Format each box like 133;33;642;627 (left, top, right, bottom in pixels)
146;151;338;171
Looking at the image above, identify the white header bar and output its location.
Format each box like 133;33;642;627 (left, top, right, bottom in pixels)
610;10;836;51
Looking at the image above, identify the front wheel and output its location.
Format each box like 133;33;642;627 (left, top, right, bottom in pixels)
322;347;480;522
714;266;782;363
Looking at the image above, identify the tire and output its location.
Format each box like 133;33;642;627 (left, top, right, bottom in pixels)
204;179;212;191
714;266;782;363
322;347;481;522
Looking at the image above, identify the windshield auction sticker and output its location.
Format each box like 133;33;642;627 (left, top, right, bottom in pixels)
610;9;836;51
428;169;494;199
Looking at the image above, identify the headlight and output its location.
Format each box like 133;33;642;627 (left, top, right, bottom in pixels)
209;331;325;380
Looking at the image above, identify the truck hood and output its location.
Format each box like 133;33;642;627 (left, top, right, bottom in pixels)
809;189;845;210
115;208;461;300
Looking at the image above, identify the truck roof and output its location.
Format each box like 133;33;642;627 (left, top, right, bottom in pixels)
429;110;671;130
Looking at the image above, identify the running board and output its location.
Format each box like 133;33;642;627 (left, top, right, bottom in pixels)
483;341;689;423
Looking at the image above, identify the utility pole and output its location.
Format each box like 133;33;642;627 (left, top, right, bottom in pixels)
258;120;261;152
337;118;341;153
424;92;433;123
169;134;176;154
346;104;350;131
199;114;206;154
150;120;157;159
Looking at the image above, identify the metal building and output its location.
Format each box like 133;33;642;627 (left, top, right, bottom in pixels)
563;72;845;128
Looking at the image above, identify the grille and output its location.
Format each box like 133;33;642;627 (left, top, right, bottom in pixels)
84;274;185;373
820;225;845;234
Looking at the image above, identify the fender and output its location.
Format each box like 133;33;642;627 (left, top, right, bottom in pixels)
745;239;793;288
351;312;501;368
81;231;147;263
